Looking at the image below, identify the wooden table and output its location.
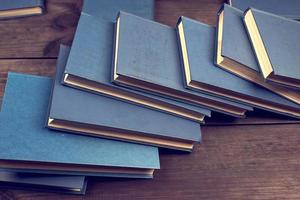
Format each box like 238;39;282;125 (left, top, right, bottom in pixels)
1;0;300;199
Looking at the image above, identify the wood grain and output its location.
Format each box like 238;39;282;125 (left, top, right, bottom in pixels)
0;0;223;59
0;0;82;58
155;0;224;26
0;59;56;95
1;0;300;200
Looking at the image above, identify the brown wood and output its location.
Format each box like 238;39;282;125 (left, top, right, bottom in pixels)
1;0;300;199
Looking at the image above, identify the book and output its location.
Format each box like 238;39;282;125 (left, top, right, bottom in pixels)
244;8;300;90
49;45;201;152
0;73;160;179
216;4;300;105
0;0;44;19
0;98;86;194
0;171;87;194
177;16;300;118
229;0;300;20
64;12;211;123
82;0;154;21
112;11;253;118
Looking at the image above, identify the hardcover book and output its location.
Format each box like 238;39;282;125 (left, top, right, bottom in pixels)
49;45;201;152
244;8;300;89
112;11;253;118
82;0;154;21
229;0;300;20
176;16;300;118
0;0;44;19
216;4;300;105
0;171;87;194
0;73;160;178
64;12;211;123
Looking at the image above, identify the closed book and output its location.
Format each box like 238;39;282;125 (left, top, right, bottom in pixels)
0;0;44;19
244;8;300;89
112;12;253;118
0;171;87;194
64;12;211;123
0;73;160;179
229;0;300;20
49;45;201;152
82;0;154;21
177;16;300;118
216;4;300;105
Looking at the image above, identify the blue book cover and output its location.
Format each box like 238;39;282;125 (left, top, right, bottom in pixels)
49;45;201;152
82;0;154;21
0;0;44;19
177;16;300;119
244;8;300;90
216;4;300;105
64;12;211;123
0;171;87;194
112;11;253;118
229;0;300;20
0;72;160;178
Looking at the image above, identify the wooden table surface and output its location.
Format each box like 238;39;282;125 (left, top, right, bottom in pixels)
1;0;300;199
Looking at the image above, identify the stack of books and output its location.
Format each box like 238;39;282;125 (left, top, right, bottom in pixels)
1;0;300;195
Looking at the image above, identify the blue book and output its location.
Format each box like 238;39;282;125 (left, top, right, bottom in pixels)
0;73;160;178
49;45;201;152
229;0;300;20
0;171;87;194
177;16;300;119
216;4;300;105
0;0;44;19
64;12;211;123
82;0;154;21
244;8;300;90
112;11;253;118
0;92;87;195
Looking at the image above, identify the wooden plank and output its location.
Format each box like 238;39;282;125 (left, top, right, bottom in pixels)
155;0;224;26
0;0;223;59
0;0;83;58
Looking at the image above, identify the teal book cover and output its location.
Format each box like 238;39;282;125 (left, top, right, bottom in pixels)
50;45;201;152
177;16;300;119
216;4;300;105
0;72;160;178
64;12;211;123
244;8;300;90
82;0;154;21
0;171;87;194
112;11;253;118
229;0;300;20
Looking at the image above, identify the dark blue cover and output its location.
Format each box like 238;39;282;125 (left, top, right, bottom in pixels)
0;72;160;177
64;12;211;120
113;12;253;117
52;45;201;146
222;4;259;72
248;8;300;81
0;0;44;11
179;16;300;118
217;4;300;105
230;0;300;19
82;0;154;21
0;171;87;194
